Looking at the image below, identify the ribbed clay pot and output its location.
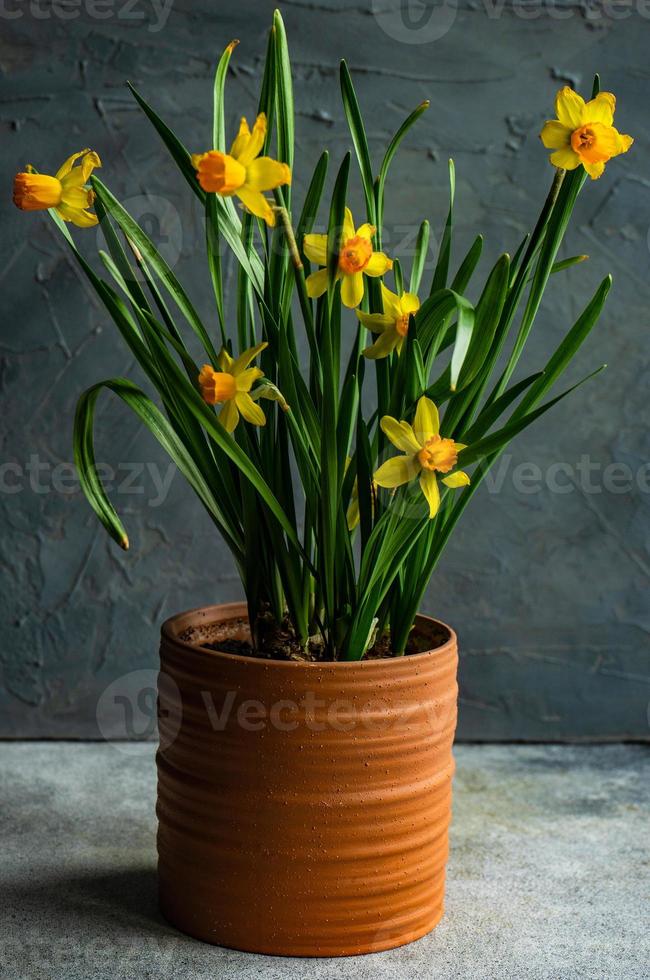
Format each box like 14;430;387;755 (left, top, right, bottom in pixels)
157;602;458;957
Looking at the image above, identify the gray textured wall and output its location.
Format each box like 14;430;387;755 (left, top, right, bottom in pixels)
1;0;649;740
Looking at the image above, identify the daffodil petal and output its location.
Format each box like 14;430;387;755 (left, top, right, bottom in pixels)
236;367;264;392
400;292;420;315
217;347;234;372
582;92;615;127
380;283;402;318
236;392;266;426
305;268;329;299
236;185;275;225
419;470;440;519
60;186;93;209
582;160;605;180
356;222;376;240
414;396;439;443
555;86;585;130
219;399;240;433
374;454;418;489
80;150;101;182
549;147;581;170
616;132;634;155
231;341;268;376
342;207;355;242
54;148;92;181
59;151;101;190
356;310;393;333
303;233;328;266
364;251;393;277
380;416;422;454
72;209;99;228
245;157;291;192
229;116;251;159
362;329;399;360
56;202;98;227
441;470;470;488
341;271;364;308
540;120;571;150
236;112;267;167
59;169;88;191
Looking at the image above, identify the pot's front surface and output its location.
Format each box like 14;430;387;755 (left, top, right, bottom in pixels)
157;603;458;957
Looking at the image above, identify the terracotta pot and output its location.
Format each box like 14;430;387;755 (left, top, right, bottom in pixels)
157;602;458;957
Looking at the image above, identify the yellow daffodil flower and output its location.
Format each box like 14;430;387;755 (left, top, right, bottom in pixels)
192;113;291;226
303;207;393;308
357;284;420;359
540;87;633;180
198;342;268;433
373;396;470;519
13;149;101;227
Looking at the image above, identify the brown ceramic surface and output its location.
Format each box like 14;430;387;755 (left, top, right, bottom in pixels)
157;603;458;956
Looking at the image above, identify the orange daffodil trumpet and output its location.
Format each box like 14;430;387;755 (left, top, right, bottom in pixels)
374;397;470;519
357;284;420;359
540;87;633;180
192;113;291;226
303;207;393;308
13;149;101;227
198;342;268;433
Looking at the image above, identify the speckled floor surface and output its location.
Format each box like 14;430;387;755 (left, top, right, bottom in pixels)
1;743;648;979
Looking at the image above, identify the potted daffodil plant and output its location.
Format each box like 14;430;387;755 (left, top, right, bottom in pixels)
14;10;633;958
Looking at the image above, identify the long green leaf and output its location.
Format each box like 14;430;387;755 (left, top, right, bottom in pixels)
213;39;239;150
410;220;430;295
92;177;220;363
74;378;243;558
340;60;376;224
377;100;429;231
430;159;455;294
273;10;294;173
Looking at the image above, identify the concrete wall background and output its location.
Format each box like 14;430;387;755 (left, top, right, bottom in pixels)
1;0;649;739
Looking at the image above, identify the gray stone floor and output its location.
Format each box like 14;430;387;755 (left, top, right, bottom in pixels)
0;743;648;980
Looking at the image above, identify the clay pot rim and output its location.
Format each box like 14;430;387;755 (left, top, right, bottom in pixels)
161;601;456;669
